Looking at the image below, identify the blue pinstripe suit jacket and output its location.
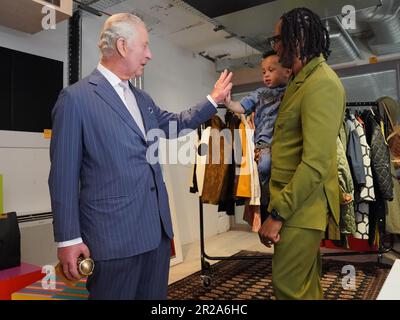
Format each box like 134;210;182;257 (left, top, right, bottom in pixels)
48;69;216;260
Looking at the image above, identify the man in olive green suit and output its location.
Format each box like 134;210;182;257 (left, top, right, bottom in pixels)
258;8;346;299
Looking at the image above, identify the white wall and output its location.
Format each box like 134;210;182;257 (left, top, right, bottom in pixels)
0;13;229;246
0;22;68;215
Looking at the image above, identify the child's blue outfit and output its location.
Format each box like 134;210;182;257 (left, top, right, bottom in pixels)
240;85;286;205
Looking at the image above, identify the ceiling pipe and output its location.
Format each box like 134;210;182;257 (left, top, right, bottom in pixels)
357;0;400;46
334;16;363;59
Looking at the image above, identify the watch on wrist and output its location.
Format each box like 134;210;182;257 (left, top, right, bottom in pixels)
270;208;285;222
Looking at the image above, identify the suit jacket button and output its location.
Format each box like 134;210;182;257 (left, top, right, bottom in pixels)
151;187;156;192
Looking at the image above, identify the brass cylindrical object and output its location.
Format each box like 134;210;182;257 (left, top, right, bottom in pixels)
77;257;95;276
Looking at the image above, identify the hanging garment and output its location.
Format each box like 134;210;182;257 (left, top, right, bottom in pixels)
242;114;261;206
386;154;400;234
339;121;348;153
218;111;241;215
241;116;264;228
201;115;232;204
369;192;385;247
325;214;341;241
192;112;241;214
354;202;370;239
189;161;198;193
189;129;201;194
352;115;375;201
363;111;393;201
345;118;366;187
378;97;400;126
235;121;252;198
352;115;375;240
377;97;392;146
336;136;356;235
243;201;262;232
379;98;400;235
324;125;356;243
378;96;400;159
195;126;211;196
362;110;394;244
234;115;261;205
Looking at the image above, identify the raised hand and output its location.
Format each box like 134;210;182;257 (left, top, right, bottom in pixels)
210;69;233;104
224;90;232;107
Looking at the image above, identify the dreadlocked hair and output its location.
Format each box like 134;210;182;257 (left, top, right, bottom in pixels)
279;7;331;68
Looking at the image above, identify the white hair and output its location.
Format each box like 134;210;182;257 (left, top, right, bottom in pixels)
98;13;146;57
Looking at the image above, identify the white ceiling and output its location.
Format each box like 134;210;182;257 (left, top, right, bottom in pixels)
104;0;258;60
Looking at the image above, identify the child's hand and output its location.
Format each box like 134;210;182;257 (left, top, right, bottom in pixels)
222;93;246;114
224;91;232;107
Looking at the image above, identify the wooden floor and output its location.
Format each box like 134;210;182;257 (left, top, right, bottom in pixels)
168;230;400;285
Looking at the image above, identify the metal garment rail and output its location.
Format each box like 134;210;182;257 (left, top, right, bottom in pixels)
198;101;399;287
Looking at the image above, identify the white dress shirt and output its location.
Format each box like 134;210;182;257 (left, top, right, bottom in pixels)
58;63;218;248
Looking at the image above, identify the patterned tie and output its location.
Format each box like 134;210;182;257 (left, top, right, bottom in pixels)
119;81;146;138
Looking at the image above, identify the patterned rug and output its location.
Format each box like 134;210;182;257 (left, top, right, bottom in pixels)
167;250;391;300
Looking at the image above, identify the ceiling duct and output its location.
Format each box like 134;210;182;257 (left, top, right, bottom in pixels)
357;0;400;55
216;28;362;71
326;17;363;65
215;16;363;71
179;0;381;68
328;32;361;65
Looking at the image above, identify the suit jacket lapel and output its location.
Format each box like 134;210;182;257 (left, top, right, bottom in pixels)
89;69;147;142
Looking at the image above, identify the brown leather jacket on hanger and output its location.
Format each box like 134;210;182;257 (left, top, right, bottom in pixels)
201;115;232;204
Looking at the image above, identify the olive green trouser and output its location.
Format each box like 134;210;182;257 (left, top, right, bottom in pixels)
272;226;324;300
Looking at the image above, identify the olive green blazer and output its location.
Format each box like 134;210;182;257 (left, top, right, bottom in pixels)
268;55;346;231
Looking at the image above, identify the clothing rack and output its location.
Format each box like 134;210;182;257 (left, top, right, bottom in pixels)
197;102;398;287
346;101;378;107
344;101;400;259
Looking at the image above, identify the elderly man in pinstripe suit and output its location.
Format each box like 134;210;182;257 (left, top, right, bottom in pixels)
48;13;232;299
